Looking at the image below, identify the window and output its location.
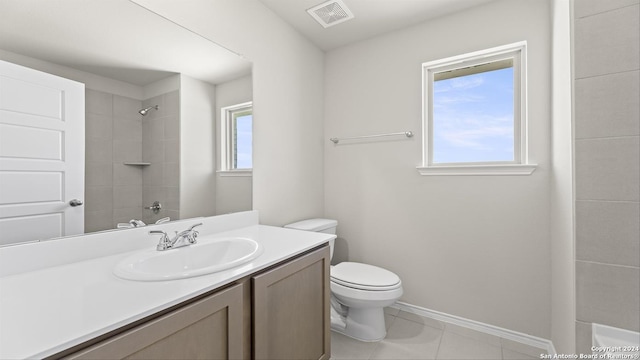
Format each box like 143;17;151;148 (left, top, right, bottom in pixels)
418;42;536;176
220;101;252;175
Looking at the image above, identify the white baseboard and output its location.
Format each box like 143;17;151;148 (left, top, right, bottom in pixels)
390;301;557;355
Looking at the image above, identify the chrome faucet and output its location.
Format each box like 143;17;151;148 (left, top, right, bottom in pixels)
149;223;203;251
130;219;146;227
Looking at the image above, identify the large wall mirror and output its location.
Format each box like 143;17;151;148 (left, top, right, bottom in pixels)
0;0;253;246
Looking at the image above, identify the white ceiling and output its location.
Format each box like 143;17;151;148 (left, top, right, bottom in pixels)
0;0;251;86
259;0;495;51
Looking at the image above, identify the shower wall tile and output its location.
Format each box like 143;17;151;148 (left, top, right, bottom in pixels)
85;186;113;214
113;163;142;186
114;95;143;121
86;113;113;140
574;0;640;351
164;140;179;163
113;185;143;209
86;138;113;164
164;115;180;140
163;162;180;187
576;260;640;331
142;116;165;143
113;117;142;141
143;211;165;226
142;186;164;209
574;5;640;79
576;200;640;267
574;0;639;19
166;210;180;223
85;89;112;116
141;91;182;223
164;90;179;116
165;186;180;211
86;162;113;187
84;90;147;232
113;140;142;163
575;137;640;201
142;138;164;164
575;70;640;139
85;210;114;233
114;207;142;226
575;321;593;356
142;163;163;186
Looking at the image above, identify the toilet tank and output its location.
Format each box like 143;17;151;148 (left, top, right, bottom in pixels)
284;219;337;259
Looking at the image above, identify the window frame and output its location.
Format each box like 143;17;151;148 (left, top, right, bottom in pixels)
417;41;536;176
219;101;253;176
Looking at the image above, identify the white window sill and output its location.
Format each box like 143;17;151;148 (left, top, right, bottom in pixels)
416;164;537;176
217;169;253;177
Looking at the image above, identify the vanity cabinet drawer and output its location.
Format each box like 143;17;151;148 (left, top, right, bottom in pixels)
252;246;331;360
64;284;243;360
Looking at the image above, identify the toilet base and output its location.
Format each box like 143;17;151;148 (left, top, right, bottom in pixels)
330;306;387;342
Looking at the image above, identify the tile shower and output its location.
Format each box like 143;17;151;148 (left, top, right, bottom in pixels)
84;89;180;232
573;0;640;354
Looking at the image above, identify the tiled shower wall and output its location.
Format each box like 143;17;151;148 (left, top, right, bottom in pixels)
85;90;143;232
85;89;179;232
141;91;180;225
574;0;640;354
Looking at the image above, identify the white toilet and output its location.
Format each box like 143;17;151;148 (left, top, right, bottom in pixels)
284;219;403;342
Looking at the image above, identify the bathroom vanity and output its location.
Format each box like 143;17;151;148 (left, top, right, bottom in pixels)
0;211;333;360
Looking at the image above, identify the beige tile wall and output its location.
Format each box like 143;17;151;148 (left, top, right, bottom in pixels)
85;89;181;231
573;0;640;353
141;90;180;225
85;89;143;232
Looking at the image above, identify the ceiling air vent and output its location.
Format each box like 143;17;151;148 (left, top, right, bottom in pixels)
307;0;354;28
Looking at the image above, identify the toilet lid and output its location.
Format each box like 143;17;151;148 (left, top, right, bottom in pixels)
331;262;401;290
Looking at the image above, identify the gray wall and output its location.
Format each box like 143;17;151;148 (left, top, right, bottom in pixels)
573;0;640;353
324;0;552;338
85;88;182;231
142;90;181;224
85;89;143;232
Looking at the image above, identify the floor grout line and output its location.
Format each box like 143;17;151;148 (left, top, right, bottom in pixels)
434;323;445;360
333;309;540;360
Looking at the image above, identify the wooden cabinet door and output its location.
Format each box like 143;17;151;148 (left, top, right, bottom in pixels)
65;284;243;360
252;246;330;360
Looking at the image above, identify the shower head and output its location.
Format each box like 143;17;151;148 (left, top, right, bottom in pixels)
139;105;158;116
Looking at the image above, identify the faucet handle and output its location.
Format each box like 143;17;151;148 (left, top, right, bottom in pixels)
130;219;146;227
187;223;203;243
188;223;203;231
149;230;170;250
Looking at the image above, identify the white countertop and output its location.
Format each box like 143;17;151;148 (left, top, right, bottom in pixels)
0;221;333;359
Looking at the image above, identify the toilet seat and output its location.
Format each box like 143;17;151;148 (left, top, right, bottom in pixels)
331;262;401;291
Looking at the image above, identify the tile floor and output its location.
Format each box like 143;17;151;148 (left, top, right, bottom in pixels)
330;307;548;360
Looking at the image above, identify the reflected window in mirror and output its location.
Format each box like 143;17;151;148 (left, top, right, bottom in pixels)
220;102;252;176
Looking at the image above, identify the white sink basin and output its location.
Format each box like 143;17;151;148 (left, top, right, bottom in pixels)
113;237;263;281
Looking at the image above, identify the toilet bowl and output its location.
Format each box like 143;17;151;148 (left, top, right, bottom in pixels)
284;219;403;342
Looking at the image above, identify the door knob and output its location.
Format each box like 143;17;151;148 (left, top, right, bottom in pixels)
69;199;84;207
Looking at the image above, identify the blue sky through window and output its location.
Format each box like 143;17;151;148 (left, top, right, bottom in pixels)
432;67;514;163
235;114;252;169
